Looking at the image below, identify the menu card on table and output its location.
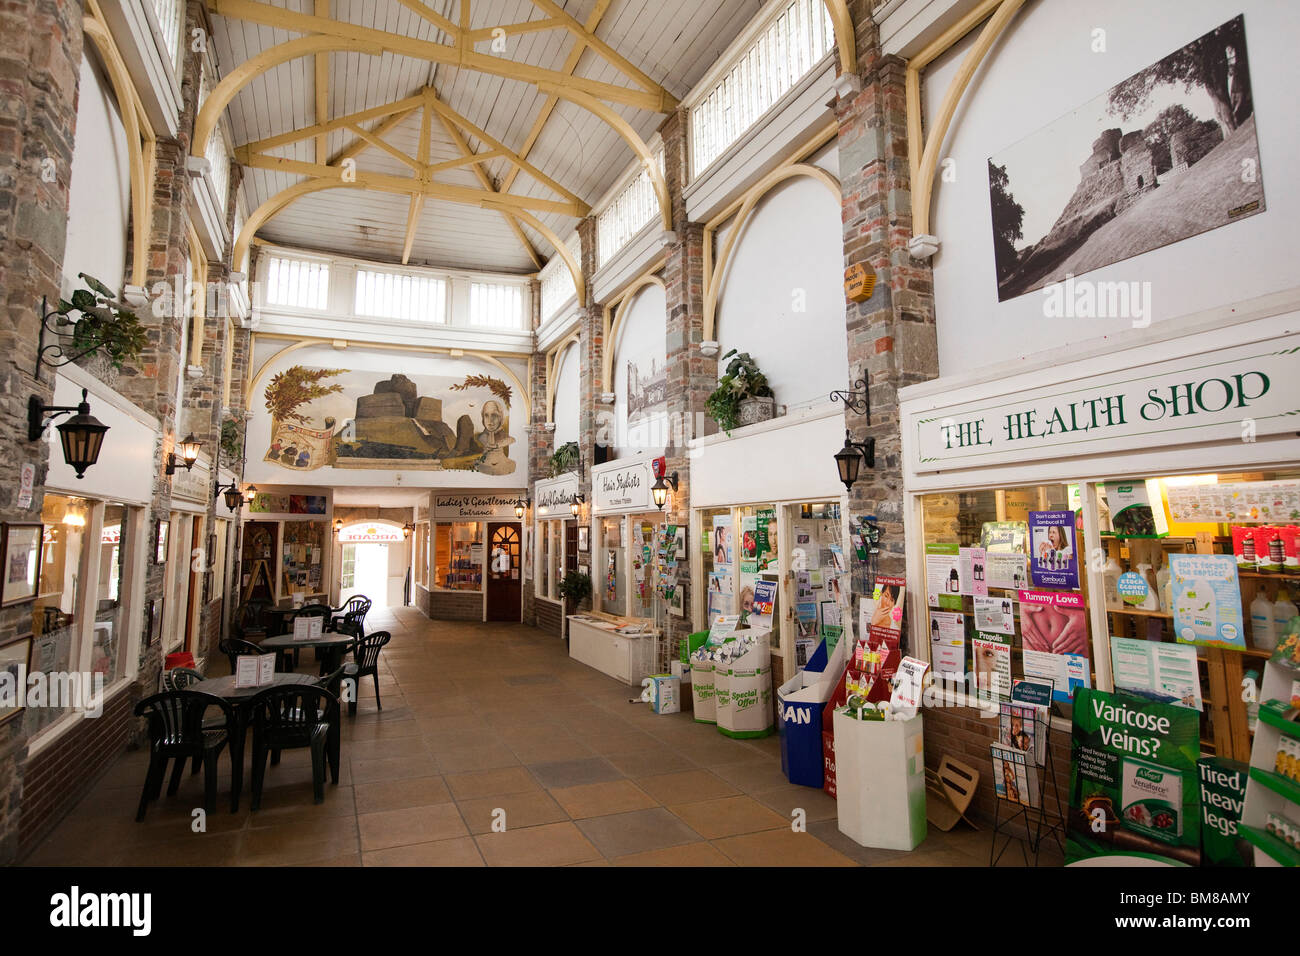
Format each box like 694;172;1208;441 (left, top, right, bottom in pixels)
293;616;324;641
234;654;275;689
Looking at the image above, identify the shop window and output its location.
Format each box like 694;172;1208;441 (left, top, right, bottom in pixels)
630;517;658;618
918;484;1086;718
700;506;734;628
435;522;482;591
536;522;552;599
598;518;625;616
30;494;89;733
414;522;430;588
1091;470;1300;761
92;504;128;684
211;518;228;603
784;502;839;659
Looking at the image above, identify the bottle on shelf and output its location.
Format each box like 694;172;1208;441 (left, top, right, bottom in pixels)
1137;562;1160;611
1250;591;1277;651
1156;557;1172;617
1103;555;1123;610
1274;586;1298;642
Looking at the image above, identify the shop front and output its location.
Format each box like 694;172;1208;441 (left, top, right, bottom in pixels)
898;299;1300;846
238;487;333;610
429;492;526;622
689;403;849;687
566;459;662;684
533;471;580;638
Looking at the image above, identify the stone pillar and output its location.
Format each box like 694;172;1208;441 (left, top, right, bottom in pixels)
659;108;717;663
836;10;938;582
523;278;547;627
0;0;84;866
574;216;602;558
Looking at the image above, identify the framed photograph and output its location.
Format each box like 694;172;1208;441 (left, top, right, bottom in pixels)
145;598;163;647
155;519;169;564
668;584;684;617
0;636;32;727
1;523;42;606
577;526;589;552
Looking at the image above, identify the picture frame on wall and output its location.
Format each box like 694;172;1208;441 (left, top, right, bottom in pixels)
0;636;32;726
577;526;589;552
155;519;169;565
144;599;156;647
1;523;42;607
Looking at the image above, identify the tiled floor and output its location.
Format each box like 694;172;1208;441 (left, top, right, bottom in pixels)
23;610;1063;867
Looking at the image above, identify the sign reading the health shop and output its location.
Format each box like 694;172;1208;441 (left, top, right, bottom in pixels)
907;333;1299;473
433;494;525;520
592;461;652;513
534;473;579;516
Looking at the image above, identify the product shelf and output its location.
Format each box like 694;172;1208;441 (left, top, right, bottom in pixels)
1259;700;1299;735
1249;766;1300;805
1106;606;1173;619
1239;823;1300;866
1238;571;1300;581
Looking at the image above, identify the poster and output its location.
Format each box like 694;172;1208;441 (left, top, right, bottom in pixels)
1018;590;1089;655
711;515;734;566
985;551;1028;590
740;516;757;560
1022;648;1090;703
972;636;1012;702
929;611;966;680
924;543;963;610
866;576;905;634
1110;637;1203;710
960;546;988;597
1029;510;1079;589
1169;553;1245;650
973;596;1016;635
1166;479;1300;524
751;579;778;630
1067;688;1201;865
1198;757;1250;867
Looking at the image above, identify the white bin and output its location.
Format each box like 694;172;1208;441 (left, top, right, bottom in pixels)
832;709;927;851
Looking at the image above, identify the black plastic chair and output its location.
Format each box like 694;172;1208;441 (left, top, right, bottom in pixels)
247;684;341;809
161;666;203;691
328;595;371;634
233;600;271;641
318;661;360;705
348;631;392;716
219;637;269;673
134;690;236;821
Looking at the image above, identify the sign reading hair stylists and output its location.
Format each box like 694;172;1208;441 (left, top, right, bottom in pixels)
433;494;524;520
592;461;652;513
907;334;1299;473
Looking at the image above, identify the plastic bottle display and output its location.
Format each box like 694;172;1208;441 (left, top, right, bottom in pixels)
1103;556;1123;610
1274;586;1299;641
1137;562;1160;611
1156;558;1172;617
1250;592;1277;651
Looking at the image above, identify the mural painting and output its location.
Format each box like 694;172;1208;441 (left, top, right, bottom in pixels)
263;366;517;475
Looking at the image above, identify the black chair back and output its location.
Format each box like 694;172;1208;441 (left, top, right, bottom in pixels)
162;666;203;691
250;684;339;747
235;600;271;638
220;637;268;672
292;603;331;620
135;690;233;753
352;631;391;674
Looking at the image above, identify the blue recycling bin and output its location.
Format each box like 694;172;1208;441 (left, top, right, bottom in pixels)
777;639;833;788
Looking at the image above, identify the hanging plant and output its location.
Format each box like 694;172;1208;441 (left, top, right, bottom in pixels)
449;373;512;407
550;441;579;478
219;410;250;462
53;273;149;370
264;366;346;424
704;349;773;435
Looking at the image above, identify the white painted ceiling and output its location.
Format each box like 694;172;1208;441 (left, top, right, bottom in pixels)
210;0;761;273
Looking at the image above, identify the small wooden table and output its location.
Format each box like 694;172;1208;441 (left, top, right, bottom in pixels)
260;632;356;675
191;672;322;808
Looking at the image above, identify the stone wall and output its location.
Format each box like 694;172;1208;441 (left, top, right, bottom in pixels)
0;0;84;867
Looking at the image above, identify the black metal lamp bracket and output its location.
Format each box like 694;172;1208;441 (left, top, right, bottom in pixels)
829;376;871;422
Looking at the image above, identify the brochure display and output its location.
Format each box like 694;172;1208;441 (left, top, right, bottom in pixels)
832;709;926;851
988;693;1064;866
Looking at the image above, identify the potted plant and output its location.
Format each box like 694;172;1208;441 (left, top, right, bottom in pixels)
550;440;579;478
219;411;249;464
53;273;148;370
705;349;775;434
557;570;593;618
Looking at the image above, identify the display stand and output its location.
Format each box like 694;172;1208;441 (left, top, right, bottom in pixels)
989;708;1065;866
833;710;927;851
1238;655;1300;867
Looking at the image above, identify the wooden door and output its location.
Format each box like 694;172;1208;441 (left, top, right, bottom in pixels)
486;523;522;622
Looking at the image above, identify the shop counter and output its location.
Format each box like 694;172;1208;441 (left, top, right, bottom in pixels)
567;613;657;686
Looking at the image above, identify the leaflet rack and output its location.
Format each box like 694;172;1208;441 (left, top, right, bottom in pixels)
989;705;1066;866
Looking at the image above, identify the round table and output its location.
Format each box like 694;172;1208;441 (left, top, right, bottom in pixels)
191;672;322;808
259;632;356;675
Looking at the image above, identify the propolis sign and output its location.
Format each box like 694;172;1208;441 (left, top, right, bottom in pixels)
906;333;1300;473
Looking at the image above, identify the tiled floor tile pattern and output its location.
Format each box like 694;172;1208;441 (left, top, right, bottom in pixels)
23;610;1061;867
